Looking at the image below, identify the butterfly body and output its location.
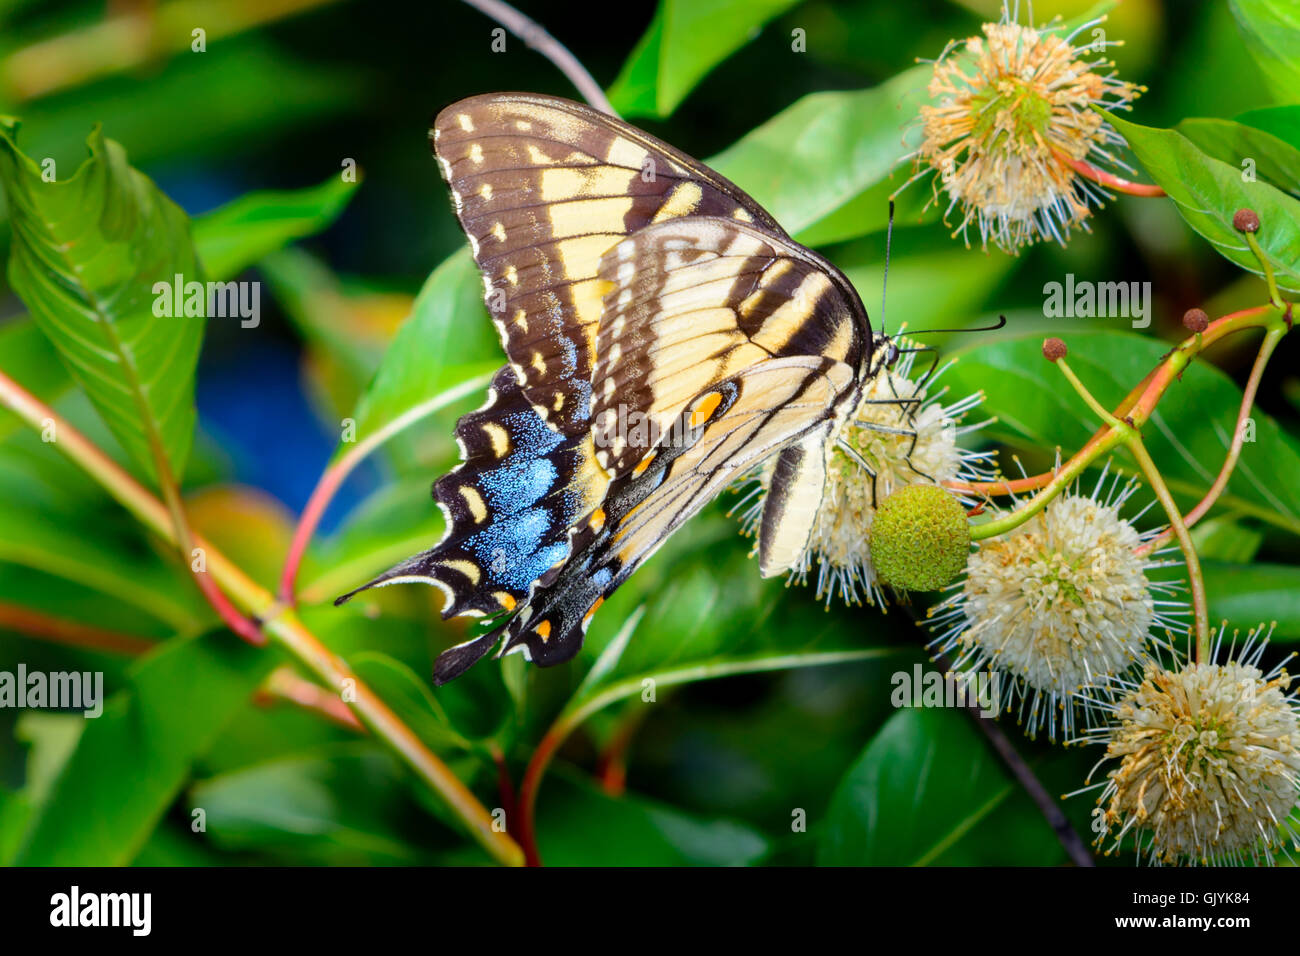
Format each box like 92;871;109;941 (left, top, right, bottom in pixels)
338;93;886;683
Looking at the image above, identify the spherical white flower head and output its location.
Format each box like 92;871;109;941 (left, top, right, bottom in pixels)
930;475;1182;739
908;12;1143;252
734;346;989;607
1086;634;1300;865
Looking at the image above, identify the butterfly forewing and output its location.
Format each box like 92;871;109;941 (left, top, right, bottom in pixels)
431;93;786;435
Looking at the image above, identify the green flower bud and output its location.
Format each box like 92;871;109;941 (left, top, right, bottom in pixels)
869;484;970;591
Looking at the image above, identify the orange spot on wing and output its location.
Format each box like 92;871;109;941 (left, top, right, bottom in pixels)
583;597;605;625
632;451;657;477
689;391;723;428
535;620;552;642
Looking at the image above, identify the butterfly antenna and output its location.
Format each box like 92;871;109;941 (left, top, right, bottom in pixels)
880;200;895;340
905;315;1009;338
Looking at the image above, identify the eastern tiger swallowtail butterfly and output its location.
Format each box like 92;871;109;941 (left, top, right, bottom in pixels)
337;92;896;684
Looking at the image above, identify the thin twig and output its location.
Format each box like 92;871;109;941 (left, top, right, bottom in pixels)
919;629;1094;867
459;0;616;115
1137;327;1285;556
0;601;155;656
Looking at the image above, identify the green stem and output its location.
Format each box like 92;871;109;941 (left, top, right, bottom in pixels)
1243;231;1284;311
1126;436;1209;660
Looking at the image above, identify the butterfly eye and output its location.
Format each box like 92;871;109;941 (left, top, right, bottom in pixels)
887;342;901;367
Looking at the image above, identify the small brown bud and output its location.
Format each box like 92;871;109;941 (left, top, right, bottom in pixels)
1182;308;1209;333
1232;208;1260;233
1042;337;1067;362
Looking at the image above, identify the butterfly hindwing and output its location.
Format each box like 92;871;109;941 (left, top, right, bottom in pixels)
482;355;856;672
431;93;786;434
590;217;868;477
335;366;609;619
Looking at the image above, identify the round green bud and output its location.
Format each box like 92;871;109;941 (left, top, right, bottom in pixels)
869;484;971;592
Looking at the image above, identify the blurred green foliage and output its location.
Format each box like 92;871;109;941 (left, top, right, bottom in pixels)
0;0;1298;867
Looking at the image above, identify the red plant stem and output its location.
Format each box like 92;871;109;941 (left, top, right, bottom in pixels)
516;726;565;867
254;665;364;730
0;601;155;655
594;710;645;797
1057;150;1166;197
488;743;518;828
278;449;356;604
1137;326;1284;556
946;304;1277;499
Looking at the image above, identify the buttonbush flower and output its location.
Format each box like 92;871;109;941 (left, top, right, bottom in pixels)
929;471;1185;739
904;6;1144;252
735;343;992;607
1079;626;1300;865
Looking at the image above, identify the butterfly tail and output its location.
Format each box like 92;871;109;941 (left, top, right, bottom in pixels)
434;626;507;686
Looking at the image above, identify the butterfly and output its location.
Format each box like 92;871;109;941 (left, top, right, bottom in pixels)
337;92;896;684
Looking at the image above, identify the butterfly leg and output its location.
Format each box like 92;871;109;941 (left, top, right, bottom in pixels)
851;419;936;485
835;438;881;506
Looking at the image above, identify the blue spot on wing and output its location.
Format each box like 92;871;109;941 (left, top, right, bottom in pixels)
462;407;585;591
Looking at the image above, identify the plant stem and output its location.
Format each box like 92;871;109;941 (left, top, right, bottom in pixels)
1126;436;1210;660
459;0;616;115
950;304;1285;537
1137;326;1284;556
0;601;155;655
1242;231;1285;310
278;372;491;604
0;368;524;867
1054;149;1166;197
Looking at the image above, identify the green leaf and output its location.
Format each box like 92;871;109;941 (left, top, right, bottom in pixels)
0;317;65;441
1237;105;1300;149
817;708;1062;865
538;770;769;866
0;506;202;631
1177;117;1300;197
564;532;902;729
1203;561;1300;638
608;0;801;118
12;631;278;865
1192;515;1264;564
1108;113;1300;292
945;331;1300;536
337;250;499;460
349;651;477;754
709;65;931;243
1229;0;1300;105
189;744;449;865
191;174;359;281
0;119;203;482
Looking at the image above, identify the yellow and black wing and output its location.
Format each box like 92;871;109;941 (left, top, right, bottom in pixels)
431;93;786;435
441;355;856;680
343;93;877;684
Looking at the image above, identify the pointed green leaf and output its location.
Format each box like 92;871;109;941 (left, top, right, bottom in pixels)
191;174;360;281
1108;113;1300;292
709;66;930;242
609;0;801;118
0;119;203;482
